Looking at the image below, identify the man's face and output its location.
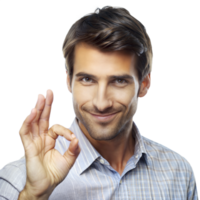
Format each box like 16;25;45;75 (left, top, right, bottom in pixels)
67;42;146;141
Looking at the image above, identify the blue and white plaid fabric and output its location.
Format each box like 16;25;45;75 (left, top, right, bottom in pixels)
0;118;198;200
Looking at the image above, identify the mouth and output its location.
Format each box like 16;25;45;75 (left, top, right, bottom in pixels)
89;112;119;123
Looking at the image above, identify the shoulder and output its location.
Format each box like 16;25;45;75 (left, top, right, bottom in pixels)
142;136;194;176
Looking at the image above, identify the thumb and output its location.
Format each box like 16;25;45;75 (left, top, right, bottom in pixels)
68;137;80;156
63;136;81;169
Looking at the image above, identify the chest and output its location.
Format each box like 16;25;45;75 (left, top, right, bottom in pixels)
49;163;187;200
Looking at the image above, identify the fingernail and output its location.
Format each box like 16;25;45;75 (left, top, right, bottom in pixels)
71;134;76;139
74;146;80;154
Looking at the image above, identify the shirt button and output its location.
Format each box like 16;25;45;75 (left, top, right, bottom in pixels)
135;155;138;158
120;180;122;184
99;158;104;164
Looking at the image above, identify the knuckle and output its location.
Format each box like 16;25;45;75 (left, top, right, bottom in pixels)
49;124;72;138
51;123;59;128
67;150;76;157
50;124;59;131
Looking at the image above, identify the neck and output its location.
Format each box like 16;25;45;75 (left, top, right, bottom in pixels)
95;123;135;175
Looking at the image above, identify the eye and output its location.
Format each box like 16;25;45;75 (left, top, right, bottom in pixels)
80;77;128;84
80;77;91;82
115;79;127;84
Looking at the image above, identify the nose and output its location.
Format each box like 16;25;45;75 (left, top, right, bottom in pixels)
93;86;113;113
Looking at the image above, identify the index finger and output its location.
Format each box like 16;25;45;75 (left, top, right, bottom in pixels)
48;124;75;141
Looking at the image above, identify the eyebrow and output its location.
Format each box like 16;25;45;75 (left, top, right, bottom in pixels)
75;72;134;81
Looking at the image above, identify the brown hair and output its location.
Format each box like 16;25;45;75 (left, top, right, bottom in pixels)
63;6;153;86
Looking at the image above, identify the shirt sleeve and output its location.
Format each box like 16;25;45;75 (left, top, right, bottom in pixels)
0;179;20;200
0;196;8;200
187;165;199;200
0;158;26;200
0;138;66;200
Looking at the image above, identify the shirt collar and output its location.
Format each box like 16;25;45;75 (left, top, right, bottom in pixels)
70;117;152;175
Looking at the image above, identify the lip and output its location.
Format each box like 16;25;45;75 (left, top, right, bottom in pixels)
89;112;118;123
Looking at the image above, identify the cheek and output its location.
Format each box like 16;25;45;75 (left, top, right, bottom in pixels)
113;84;139;119
72;83;94;106
113;84;137;107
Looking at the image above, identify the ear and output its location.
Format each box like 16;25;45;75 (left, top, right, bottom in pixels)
66;71;72;93
138;73;151;97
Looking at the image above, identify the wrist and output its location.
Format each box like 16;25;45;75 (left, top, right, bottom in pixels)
18;189;49;200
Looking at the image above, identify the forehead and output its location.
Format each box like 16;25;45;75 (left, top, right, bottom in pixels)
73;42;138;78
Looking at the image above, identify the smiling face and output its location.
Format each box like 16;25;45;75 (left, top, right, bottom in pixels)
67;42;150;141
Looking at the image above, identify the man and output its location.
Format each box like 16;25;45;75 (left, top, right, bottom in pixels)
0;6;198;200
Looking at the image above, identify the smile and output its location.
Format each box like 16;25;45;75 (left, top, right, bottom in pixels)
89;112;118;123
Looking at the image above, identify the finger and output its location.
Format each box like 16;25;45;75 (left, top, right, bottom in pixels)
66;138;81;156
63;138;81;169
39;90;53;133
48;124;75;141
31;94;45;137
19;108;37;149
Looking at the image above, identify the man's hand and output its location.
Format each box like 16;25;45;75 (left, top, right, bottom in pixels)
18;90;80;200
